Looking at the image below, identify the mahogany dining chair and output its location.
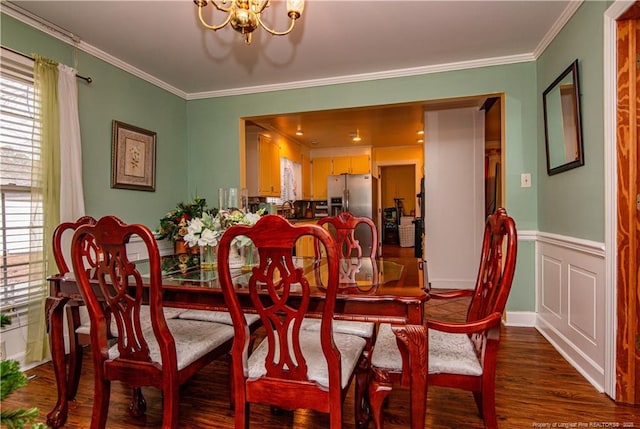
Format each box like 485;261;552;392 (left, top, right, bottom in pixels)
307;211;380;406
369;207;518;429
70;215;235;429
316;211;378;259
52;216;97;400
53;216;189;414
217;214;369;428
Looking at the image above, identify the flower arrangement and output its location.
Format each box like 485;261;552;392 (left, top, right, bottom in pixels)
182;208;264;248
159;198;265;272
157;197;214;243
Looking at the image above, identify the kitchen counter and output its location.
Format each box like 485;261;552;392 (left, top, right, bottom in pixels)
288;218;319;224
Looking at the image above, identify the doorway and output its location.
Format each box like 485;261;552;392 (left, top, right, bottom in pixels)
378;163;417;256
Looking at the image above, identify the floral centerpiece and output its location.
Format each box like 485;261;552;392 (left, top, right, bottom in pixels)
183;208;265;270
158;197;215;272
157;197;213;244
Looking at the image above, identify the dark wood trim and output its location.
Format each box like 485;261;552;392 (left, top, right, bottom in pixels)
615;9;640;405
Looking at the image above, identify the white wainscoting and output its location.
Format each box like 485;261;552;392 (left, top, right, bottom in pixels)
535;232;606;392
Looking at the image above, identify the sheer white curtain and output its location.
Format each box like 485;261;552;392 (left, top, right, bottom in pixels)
57;64;85;268
58;64;85;222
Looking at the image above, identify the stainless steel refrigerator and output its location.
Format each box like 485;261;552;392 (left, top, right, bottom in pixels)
327;173;379;256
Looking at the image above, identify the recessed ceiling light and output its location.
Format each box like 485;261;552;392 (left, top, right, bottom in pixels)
417;129;424;135
352;129;362;142
295;126;304;136
417;138;424;143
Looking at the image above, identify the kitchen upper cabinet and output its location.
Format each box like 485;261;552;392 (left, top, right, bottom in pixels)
247;132;281;197
310;155;370;199
348;155;371;174
311;157;332;200
331;157;351;175
332;155;370;174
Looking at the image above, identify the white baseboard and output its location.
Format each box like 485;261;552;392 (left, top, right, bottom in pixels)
536;318;605;393
504;311;536;327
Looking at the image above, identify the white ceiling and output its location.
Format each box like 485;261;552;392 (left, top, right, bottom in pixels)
4;0;577;148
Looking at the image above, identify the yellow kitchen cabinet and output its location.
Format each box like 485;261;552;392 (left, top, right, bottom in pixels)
293;220;318;257
247;132;281;197
311;157;332;200
295;234;316;257
349;154;371;174
332;155;371;174
331;156;351;175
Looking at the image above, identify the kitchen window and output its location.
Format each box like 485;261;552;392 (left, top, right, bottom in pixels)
0;49;44;319
279;157;301;202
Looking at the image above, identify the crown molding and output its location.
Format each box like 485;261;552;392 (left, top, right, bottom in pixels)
532;0;584;58
1;3;187;99
78;42;187;99
186;53;535;100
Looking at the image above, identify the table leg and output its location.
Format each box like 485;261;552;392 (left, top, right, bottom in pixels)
45;295;70;429
391;324;427;429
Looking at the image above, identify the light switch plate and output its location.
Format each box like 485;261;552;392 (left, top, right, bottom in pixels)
521;173;531;188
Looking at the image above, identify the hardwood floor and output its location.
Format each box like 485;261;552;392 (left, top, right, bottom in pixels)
7;246;638;428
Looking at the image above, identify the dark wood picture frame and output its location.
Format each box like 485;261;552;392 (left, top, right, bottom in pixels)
542;59;584;175
111;120;157;191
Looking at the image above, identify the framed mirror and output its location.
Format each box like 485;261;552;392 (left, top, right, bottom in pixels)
543;59;584;175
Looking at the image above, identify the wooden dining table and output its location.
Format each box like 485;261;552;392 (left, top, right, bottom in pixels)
45;255;429;429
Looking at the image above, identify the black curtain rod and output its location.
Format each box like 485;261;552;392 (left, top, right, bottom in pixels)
2;46;92;84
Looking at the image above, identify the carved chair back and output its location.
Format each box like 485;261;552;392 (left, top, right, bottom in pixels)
466;206;518;327
317;211;378;258
53;216;99;275
71;215;172;368
218;214;359;424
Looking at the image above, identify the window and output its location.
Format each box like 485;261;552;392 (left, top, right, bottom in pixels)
280;157;301;202
0;49;43;317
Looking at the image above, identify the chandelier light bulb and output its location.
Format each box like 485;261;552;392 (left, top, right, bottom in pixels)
195;0;304;45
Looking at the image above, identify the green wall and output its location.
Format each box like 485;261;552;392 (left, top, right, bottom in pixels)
1;14;188;229
536;1;607;242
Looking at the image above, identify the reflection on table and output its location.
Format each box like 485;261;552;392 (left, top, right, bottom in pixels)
160;255;404;294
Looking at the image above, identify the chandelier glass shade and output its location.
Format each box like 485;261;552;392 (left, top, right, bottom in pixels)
194;0;304;44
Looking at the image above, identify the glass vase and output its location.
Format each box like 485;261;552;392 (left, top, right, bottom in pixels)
241;243;259;273
200;244;217;271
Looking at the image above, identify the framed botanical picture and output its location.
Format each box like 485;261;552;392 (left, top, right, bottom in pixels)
111;120;157;191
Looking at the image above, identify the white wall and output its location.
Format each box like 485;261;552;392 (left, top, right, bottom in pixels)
424;107;485;289
536;233;606;392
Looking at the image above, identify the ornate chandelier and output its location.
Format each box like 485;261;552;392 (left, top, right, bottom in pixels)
194;0;305;45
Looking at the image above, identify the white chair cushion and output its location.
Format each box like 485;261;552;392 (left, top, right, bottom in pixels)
428;328;483;376
300;318;375;339
75;322;91;335
109;305;186;335
371;323;483;376
178;309;260;326
247;331;366;389
370;323;404;371
108;319;234;371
